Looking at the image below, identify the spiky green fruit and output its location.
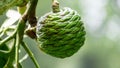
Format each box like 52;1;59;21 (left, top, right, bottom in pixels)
36;7;86;58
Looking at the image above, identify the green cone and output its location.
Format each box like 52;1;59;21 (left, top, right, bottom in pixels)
36;7;86;58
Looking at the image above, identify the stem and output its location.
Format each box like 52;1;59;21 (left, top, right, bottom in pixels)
0;31;4;38
0;28;2;34
10;0;38;67
0;0;38;67
25;0;38;39
28;0;38;27
0;26;16;38
52;0;60;13
0;50;9;55
4;38;16;68
0;38;16;56
21;41;40;68
0;0;38;45
15;33;20;68
0;30;17;46
14;15;27;68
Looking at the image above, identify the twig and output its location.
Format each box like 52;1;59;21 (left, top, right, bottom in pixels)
15;33;20;68
21;41;40;68
28;0;38;27
0;30;17;46
3;38;16;68
14;0;38;67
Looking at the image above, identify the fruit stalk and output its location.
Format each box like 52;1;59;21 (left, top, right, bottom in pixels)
52;0;60;13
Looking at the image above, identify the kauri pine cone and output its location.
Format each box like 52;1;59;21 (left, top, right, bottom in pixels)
36;7;86;58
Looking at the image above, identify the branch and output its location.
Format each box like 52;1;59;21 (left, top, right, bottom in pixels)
14;0;38;67
28;0;38;27
0;0;39;67
25;0;38;39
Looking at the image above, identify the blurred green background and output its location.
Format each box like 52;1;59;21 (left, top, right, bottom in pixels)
1;0;120;68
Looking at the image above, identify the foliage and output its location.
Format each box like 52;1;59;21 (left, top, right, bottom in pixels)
0;0;39;68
